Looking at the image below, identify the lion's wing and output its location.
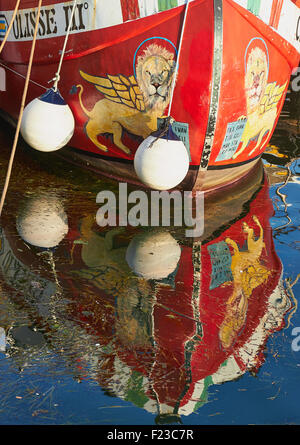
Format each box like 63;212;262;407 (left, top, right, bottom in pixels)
79;70;145;111
259;81;287;114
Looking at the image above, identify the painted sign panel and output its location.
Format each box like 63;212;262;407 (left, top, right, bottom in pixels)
207;241;233;290
216;119;247;161
157;118;191;159
172;121;191;160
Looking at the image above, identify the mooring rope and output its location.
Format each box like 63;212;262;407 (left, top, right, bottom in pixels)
0;61;47;90
0;0;43;217
149;0;190;149
49;0;78;92
147;0;191;148
0;0;21;54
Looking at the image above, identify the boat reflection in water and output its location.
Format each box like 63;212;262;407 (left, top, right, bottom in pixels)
0;161;295;424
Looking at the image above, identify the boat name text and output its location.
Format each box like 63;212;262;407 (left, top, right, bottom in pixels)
11;3;87;40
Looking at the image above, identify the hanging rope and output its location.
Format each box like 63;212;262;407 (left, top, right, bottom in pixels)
0;0;43;217
148;0;191;145
0;61;47;90
49;0;78;92
167;0;191;117
0;0;21;54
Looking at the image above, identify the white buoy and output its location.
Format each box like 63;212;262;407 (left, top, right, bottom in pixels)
20;88;75;152
126;230;181;280
134;124;190;191
16;195;68;248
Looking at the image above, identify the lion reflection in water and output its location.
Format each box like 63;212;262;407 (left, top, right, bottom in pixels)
70;215;154;348
220;216;271;349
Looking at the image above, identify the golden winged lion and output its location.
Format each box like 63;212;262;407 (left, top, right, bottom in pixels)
232;47;287;159
76;44;176;154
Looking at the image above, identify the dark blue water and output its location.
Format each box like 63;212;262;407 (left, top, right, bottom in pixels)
0;116;299;426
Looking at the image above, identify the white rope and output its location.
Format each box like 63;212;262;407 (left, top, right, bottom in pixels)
49;0;78;91
0;0;43;217
167;0;191;117
0;61;47;90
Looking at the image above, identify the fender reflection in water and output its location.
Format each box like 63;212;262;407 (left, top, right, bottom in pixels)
0;164;294;422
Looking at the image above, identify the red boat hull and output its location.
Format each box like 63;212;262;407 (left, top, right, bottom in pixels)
0;0;299;190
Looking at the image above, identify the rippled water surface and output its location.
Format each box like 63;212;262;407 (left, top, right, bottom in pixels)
0;112;299;426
